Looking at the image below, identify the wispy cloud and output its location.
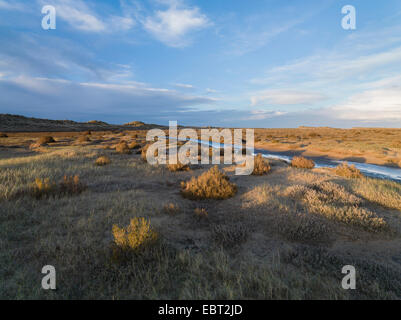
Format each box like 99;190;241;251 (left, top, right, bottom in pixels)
143;0;211;47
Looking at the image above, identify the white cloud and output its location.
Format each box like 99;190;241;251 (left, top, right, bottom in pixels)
251;89;327;106
330;87;401;122
144;1;210;47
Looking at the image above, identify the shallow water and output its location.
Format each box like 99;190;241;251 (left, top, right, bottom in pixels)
169;137;401;182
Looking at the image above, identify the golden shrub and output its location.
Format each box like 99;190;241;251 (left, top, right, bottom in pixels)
194;208;208;219
112;217;158;251
116;141;131;154
163;203;180;215
0;133;8;138
75;135;90;143
291;156;315;169
59;175;86;195
167;162;190;172
181;166;237;200
334;163;363;179
37;136;55;144
95;156;111;166
252;154;271;175
32;178;57;199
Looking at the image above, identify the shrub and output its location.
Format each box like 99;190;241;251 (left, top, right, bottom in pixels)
95;156;111;166
59;175;86;195
168;162;190;172
334;163;363;179
163;203;180;215
181;166;237;200
112;217;158;252
291;156;315;169
83;130;91;135
37;136;55;144
252;154;271;175
194;208;208;219
116;141;131;154
0;133;8;138
75;135;90;143
32;178;57;199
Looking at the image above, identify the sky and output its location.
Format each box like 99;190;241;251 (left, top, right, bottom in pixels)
0;0;401;128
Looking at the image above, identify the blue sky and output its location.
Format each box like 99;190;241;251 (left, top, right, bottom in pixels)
0;0;401;127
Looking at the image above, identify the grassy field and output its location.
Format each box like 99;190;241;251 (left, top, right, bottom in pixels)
1;130;401;299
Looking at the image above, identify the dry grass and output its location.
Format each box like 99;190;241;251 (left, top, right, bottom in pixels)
75;135;91;143
1;132;401;300
30;175;86;199
181;166;237;200
252;154;271;175
37;136;55;144
284;182;387;232
95;156;111;166
334;163;363;178
291;156;315;169
0;133;8;138
115;141;131;154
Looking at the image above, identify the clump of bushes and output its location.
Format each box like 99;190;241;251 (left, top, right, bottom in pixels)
168;162;190;172
252;154;271;175
59;175;86;195
291;156;315;169
112;217;158;253
334;163;363;179
116;141;131;154
31;175;85;199
32;178;57;199
95;156;111;166
181;166;237;200
284;182;386;232
37;136;55;144
0;133;8;138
